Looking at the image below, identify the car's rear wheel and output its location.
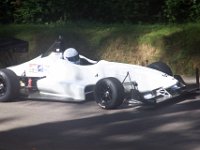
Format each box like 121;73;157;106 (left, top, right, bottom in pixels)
94;77;125;109
0;69;20;102
147;61;173;76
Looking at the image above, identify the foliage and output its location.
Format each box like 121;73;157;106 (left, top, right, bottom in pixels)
14;0;68;23
164;0;200;23
1;0;200;24
1;0;165;24
0;0;15;23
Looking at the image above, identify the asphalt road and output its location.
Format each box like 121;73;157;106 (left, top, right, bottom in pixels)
0;89;200;150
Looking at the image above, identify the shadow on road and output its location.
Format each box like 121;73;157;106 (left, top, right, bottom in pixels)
0;93;200;150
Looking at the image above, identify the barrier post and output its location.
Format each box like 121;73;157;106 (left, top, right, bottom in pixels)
196;68;199;89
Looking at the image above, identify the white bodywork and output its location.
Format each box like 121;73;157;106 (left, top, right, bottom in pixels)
8;51;179;102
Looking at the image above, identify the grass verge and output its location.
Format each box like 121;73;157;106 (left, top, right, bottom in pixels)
0;23;199;75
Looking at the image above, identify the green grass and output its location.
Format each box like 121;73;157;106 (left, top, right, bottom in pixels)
0;23;200;75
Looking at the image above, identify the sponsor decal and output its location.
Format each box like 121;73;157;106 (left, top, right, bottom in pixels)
29;64;46;73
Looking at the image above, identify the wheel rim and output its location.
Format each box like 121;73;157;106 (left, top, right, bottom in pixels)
0;75;6;97
97;83;113;107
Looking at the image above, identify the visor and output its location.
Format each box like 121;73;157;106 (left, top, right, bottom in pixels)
67;54;80;62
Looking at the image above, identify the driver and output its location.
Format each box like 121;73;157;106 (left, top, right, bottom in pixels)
63;48;81;64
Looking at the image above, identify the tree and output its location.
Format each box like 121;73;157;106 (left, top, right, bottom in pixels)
164;0;200;23
1;0;199;24
0;0;16;23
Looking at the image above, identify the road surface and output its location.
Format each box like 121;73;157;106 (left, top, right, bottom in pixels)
0;90;200;150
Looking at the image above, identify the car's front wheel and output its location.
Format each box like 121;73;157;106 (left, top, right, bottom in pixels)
94;77;125;109
0;69;20;102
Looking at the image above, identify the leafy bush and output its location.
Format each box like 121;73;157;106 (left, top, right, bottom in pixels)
2;0;165;24
164;0;200;23
1;0;200;24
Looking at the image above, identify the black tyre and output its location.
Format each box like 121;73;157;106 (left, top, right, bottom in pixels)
94;77;125;109
0;69;20;102
147;61;173;76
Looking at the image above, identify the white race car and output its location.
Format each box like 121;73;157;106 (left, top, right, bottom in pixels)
0;37;199;109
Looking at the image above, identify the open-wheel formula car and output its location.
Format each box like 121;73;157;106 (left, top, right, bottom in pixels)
0;37;199;109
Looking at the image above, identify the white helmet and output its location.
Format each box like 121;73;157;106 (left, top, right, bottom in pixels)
63;48;80;64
